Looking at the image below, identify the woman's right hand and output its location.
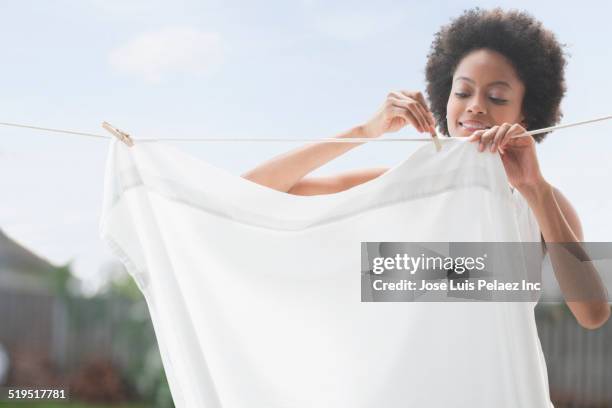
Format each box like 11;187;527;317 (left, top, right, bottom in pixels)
362;90;437;138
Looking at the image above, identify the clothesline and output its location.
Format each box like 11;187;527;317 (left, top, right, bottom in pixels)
1;113;611;145
0;121;444;143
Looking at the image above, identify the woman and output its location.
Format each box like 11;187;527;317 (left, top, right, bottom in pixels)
242;7;609;328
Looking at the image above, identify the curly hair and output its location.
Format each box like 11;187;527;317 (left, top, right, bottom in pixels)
425;7;568;142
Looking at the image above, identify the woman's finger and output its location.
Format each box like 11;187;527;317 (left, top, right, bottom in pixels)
479;126;498;152
491;123;511;152
468;129;487;143
390;98;428;132
384;96;416;131
401;90;430;112
390;106;420;131
404;91;436;129
411;102;432;133
501;124;527;149
405;101;429;133
397;90;435;131
416;103;435;133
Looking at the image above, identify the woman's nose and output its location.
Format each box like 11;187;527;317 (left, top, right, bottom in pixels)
467;95;487;115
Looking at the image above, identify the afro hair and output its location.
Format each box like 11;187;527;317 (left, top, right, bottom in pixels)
425;7;569;142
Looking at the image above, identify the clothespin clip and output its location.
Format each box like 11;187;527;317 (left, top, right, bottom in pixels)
102;121;134;147
430;128;442;152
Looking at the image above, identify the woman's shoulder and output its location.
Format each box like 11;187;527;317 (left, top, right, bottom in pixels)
512;183;583;242
547;185;584;241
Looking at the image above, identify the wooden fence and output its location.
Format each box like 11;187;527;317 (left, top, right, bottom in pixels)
0;288;610;406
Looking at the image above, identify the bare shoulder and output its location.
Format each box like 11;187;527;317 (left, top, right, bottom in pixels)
551;185;584;241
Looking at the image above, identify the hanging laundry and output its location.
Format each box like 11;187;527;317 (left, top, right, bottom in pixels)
100;137;552;407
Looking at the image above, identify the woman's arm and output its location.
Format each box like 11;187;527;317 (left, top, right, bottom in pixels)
241;90;436;193
241;125;374;193
522;182;610;329
287;167;389;196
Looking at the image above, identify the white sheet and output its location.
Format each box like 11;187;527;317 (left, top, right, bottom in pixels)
100;137;553;407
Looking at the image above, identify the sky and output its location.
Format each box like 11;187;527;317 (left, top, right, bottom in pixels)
1;0;611;294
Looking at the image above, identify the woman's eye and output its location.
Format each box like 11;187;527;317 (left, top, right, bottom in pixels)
490;97;508;104
454;92;508;104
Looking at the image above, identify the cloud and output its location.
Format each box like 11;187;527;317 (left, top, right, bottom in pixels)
108;26;225;82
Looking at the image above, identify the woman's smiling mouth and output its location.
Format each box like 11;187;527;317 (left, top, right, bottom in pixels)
459;121;492;131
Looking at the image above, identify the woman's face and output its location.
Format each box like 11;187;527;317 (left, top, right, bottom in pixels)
446;48;526;137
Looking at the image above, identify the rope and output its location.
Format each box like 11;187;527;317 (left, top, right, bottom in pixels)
0;121;439;143
1;114;611;144
0;121;110;140
0;121;440;143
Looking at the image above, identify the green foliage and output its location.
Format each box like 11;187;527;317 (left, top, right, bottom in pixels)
97;272;175;408
44;261;77;299
44;263;174;407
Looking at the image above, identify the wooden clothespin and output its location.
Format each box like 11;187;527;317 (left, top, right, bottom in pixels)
430;129;442;152
102;121;134;147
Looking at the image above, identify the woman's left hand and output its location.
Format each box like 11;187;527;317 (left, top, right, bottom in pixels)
468;123;545;189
